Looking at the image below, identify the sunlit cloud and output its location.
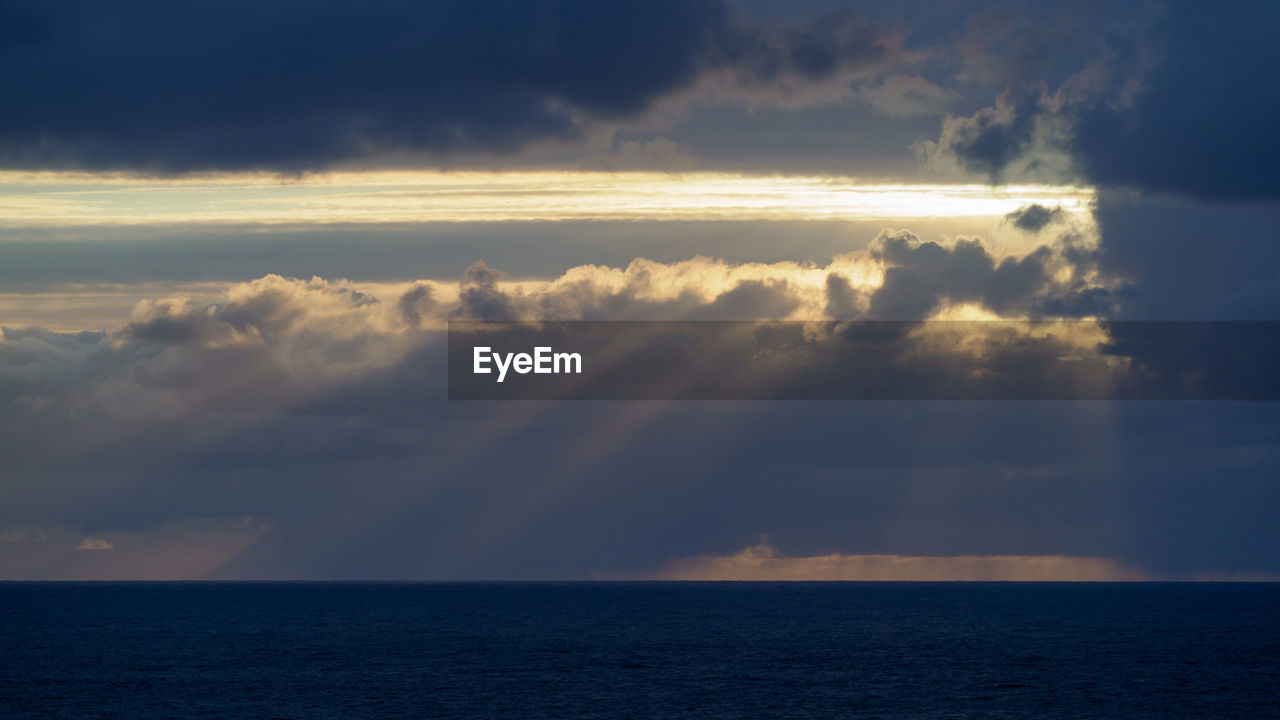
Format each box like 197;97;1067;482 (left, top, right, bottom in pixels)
2;216;1109;332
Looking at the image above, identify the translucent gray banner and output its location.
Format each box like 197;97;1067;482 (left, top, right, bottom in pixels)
448;321;1280;401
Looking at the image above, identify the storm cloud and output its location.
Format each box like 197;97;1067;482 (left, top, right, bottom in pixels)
0;0;901;172
922;2;1280;200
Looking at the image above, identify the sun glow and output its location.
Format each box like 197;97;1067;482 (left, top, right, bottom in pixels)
0;170;1093;226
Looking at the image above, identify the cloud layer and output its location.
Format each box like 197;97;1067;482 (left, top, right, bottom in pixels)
2;237;1277;580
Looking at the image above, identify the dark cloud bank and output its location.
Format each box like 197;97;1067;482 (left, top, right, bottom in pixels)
0;0;899;171
928;2;1280;201
2;0;1274;190
918;2;1280;319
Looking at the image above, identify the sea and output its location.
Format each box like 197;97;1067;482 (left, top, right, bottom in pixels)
2;582;1278;718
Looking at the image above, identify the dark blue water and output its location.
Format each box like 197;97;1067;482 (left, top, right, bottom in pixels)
2;583;1278;718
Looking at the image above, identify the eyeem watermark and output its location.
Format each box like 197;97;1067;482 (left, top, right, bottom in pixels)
449;320;1280;401
473;346;582;383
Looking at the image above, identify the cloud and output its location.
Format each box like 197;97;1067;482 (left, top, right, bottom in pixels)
2;288;1279;580
396;282;439;329
866;229;1111;319
859;74;958;118
915;4;1280;330
1004;203;1066;233
1068;4;1280;201
922;4;1280;200
1092;191;1280;319
0;232;1121;415
447;256;848;322
647;541;1148;581
0;275;415;422
0;0;903;172
15;237;1259;418
583;138;697;171
442;229;1110;324
2;520;268;579
23;217;1276;416
915;87;1073;184
823;272;863;318
453;261;520;322
2;248;1277;579
1;526;46;543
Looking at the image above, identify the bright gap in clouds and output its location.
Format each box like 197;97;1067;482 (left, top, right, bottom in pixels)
639;542;1151;582
0;171;1093;225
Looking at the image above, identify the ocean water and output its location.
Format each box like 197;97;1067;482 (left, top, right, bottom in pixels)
2;583;1278;718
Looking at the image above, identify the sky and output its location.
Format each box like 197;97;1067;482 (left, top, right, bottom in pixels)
1;0;1278;580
